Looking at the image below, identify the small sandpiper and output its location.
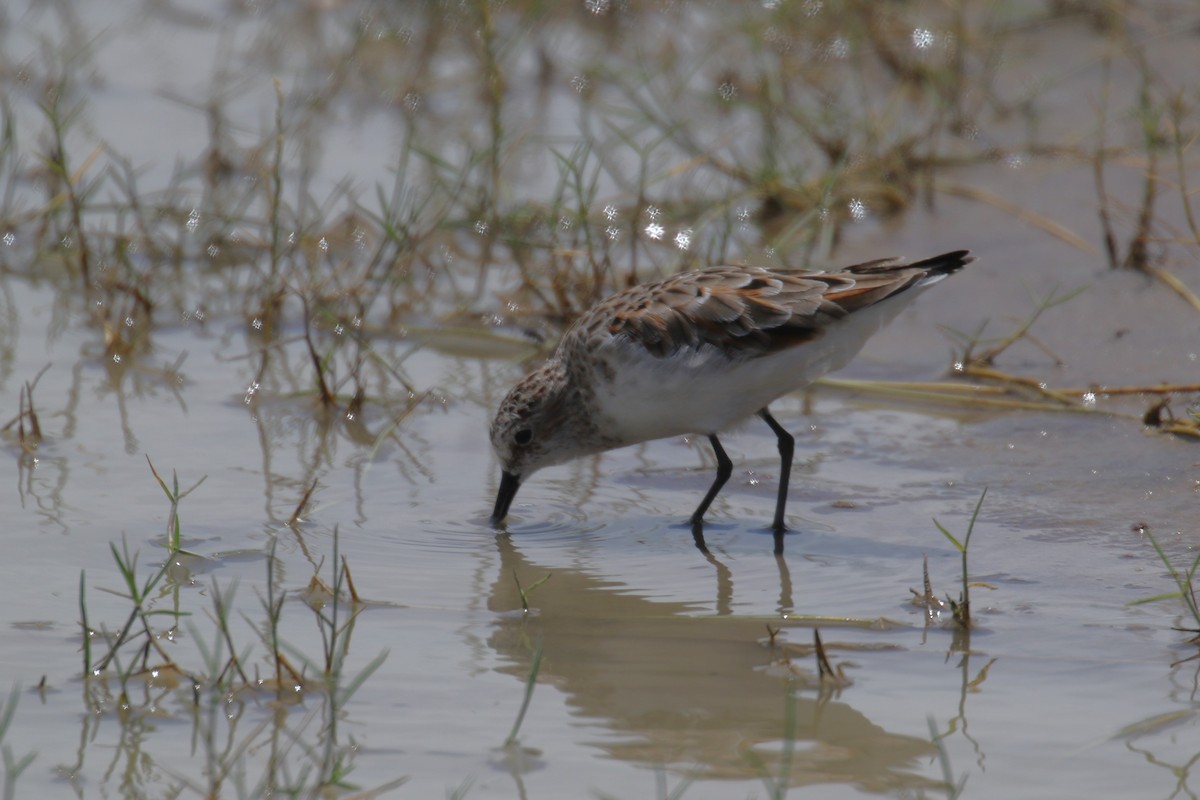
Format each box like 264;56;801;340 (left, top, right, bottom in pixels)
489;250;974;554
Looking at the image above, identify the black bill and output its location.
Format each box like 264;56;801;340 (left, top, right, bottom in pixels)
491;470;521;524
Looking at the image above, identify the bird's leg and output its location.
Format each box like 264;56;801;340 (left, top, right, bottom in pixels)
758;407;794;555
690;434;733;553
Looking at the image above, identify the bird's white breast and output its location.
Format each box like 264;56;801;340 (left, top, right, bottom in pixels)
587;284;933;445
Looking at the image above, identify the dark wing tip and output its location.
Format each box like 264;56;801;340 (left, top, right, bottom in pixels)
905;249;975;276
846;250;975;278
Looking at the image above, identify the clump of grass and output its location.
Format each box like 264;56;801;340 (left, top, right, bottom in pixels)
512;570;551;614
933;488;988;629
38;78;96;290
78;461;210;715
87;534;191;681
75;465;398;796
1091;29;1200;314
145;456;206;555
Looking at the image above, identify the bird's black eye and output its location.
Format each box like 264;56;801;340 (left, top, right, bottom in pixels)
514;428;533;446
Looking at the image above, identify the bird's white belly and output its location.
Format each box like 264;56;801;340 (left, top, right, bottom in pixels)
590;351;785;442
589;294;917;445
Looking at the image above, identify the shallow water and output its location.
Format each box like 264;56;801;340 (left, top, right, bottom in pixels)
2;2;1200;799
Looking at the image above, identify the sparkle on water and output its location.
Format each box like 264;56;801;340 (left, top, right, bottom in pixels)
912;28;935;49
823;36;849;59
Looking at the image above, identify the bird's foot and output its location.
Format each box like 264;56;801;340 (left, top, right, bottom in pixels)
771;524;786;556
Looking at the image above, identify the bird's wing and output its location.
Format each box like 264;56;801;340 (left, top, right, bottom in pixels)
579;251;971;358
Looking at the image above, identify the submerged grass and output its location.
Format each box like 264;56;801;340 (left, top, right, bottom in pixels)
72;465;399;796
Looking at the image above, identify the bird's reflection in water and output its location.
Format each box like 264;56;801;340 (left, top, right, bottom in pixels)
488;534;939;793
